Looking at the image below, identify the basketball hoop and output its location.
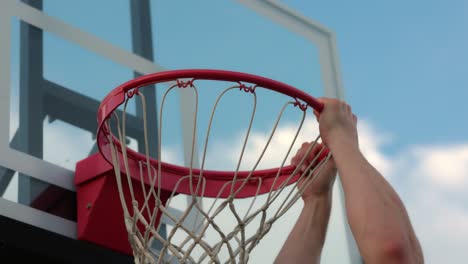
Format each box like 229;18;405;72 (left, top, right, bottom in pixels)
95;69;331;263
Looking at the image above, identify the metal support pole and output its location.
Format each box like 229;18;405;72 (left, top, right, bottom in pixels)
18;0;47;205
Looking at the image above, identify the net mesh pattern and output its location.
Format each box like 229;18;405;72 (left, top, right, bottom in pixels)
105;80;330;263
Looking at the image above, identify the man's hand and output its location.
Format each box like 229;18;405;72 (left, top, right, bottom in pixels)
291;97;357;201
291;142;337;201
313;98;359;152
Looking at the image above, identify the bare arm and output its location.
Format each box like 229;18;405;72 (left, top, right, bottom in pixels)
275;143;337;264
275;193;332;264
318;98;423;263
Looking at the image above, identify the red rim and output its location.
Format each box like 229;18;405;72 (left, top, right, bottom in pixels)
96;69;324;192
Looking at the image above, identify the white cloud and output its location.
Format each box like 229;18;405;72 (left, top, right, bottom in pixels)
205;119;321;171
407;145;468;188
204;118;392;176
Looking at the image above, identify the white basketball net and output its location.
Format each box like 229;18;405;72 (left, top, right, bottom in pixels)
105;80;331;264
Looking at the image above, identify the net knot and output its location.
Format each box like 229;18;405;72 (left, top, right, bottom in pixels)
176;79;195;88
237;82;256;93
293;98;308;111
127;88;140;98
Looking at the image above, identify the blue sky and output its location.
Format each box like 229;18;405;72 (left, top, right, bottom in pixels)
284;0;468;148
5;0;468;263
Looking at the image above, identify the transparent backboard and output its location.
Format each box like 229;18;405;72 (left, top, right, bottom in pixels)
0;0;358;263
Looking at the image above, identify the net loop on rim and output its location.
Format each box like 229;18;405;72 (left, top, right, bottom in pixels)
293;97;308;111
176;79;195;88
127;87;141;98
237;82;256;93
97;69;330;264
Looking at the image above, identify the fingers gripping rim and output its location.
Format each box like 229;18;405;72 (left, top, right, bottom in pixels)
96;69;324;197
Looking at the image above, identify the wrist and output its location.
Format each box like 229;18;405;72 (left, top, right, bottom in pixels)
302;190;332;206
326;129;359;154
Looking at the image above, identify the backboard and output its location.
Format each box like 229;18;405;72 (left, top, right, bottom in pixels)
0;0;359;263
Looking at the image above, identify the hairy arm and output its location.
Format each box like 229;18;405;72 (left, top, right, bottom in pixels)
319;98;423;263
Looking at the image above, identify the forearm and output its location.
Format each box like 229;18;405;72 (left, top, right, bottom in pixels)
275;193;332;264
330;139;422;263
